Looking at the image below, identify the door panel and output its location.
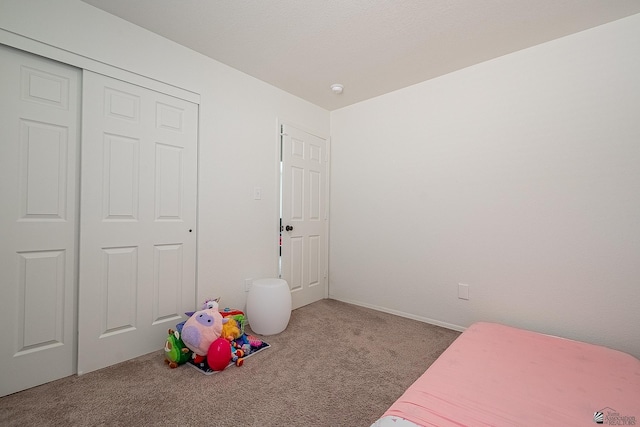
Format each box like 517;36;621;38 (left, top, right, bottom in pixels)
0;45;80;397
280;124;328;309
78;71;197;375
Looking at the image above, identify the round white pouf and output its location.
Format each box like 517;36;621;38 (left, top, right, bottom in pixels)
246;278;292;335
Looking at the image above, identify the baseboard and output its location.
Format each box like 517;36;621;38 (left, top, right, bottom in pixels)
328;296;466;333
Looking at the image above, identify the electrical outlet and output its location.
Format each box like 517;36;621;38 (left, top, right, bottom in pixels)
244;278;253;292
253;187;262;200
458;283;469;300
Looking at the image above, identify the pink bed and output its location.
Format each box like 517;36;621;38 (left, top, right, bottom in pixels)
372;322;640;426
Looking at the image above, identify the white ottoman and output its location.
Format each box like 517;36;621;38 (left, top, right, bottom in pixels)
246;278;291;335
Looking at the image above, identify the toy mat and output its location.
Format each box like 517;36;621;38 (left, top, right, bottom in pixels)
187;340;270;375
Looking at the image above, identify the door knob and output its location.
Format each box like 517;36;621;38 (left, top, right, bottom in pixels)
285;225;294;231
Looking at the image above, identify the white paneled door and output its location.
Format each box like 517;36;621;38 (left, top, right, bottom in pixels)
78;72;198;374
280;124;328;309
0;45;81;396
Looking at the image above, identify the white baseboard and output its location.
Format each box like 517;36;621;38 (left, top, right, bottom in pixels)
328;296;466;333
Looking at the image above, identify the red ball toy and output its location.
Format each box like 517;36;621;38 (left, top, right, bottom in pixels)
207;338;231;371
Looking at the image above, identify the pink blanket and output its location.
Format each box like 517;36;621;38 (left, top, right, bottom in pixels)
383;322;640;426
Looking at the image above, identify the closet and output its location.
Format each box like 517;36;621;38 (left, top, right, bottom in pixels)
0;44;198;396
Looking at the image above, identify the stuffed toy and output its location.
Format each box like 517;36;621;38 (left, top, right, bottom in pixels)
181;307;225;356
219;317;246;366
221;317;242;341
164;329;191;368
202;298;220;310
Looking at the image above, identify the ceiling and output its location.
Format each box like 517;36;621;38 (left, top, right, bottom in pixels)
81;0;640;111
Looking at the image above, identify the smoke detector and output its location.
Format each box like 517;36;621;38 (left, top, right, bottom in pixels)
330;83;344;94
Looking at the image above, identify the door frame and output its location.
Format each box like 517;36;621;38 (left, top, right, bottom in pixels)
275;119;331;303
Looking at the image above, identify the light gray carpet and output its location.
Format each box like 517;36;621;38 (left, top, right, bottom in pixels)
0;299;460;426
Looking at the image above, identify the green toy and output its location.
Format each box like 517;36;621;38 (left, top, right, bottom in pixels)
164;328;191;368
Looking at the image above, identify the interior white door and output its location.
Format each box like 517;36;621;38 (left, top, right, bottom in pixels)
78;71;198;374
0;45;80;396
280;124;328;309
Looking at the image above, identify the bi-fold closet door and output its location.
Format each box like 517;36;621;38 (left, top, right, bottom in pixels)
0;45;198;396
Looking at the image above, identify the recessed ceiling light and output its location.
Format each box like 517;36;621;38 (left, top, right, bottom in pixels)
330;83;344;94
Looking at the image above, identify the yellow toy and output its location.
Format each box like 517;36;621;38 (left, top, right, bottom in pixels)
221;317;242;341
220;317;246;366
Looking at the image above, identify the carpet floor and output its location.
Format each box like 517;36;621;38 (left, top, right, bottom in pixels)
0;299;460;427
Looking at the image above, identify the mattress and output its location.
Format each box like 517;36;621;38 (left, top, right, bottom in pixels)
372;322;640;426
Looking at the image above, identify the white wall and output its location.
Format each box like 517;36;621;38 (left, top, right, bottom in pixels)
3;0;638;357
329;14;640;357
0;0;329;310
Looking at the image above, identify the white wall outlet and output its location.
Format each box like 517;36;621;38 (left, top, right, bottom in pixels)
458;283;469;300
244;278;253;292
253;187;262;200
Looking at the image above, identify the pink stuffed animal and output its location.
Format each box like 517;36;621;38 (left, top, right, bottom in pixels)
181;308;224;356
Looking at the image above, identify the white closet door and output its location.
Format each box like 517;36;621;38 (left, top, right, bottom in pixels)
0;45;80;396
78;71;198;374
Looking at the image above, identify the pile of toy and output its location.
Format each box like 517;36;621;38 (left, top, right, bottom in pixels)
164;298;269;373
